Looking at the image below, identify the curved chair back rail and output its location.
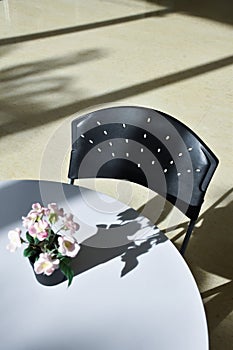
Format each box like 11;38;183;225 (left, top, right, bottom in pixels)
68;106;219;254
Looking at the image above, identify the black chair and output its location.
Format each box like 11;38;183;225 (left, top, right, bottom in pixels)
68;106;219;255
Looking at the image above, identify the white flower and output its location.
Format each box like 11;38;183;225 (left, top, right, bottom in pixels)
48;203;64;223
48;203;64;217
28;219;49;241
62;214;80;234
22;212;37;229
6;228;22;252
22;203;48;229
34;253;59;276
31;203;44;213
58;235;80;258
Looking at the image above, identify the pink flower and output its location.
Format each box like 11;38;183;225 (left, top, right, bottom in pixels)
6;228;22;252
22;212;37;229
48;203;64;216
28;220;49;241
62;214;80;234
58;235;80;258
31;203;47;215
22;203;48;228
34;253;59;276
32;202;42;211
48;203;64;223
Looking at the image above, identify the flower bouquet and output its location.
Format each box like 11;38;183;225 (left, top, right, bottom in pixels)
6;202;80;287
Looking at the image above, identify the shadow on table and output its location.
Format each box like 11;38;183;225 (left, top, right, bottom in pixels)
0;180;80;230
71;216;167;280
1;180;167;287
34;207;167;286
0;180;99;230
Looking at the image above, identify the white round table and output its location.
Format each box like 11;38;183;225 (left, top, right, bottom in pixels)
0;180;208;350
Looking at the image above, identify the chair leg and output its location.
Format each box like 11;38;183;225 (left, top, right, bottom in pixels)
180;219;196;256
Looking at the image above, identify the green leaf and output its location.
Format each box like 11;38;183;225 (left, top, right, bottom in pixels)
59;260;74;287
34;237;40;245
23;246;37;258
60;256;70;264
56;253;64;259
26;232;34;244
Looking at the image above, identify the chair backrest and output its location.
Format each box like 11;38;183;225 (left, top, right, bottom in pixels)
68;106;219;220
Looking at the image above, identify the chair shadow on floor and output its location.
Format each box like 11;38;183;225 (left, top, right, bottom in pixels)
136;188;233;344
164;188;233;343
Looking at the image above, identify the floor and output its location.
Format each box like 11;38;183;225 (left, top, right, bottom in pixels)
0;1;232;349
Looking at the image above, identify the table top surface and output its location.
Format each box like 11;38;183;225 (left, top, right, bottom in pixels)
0;180;208;350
